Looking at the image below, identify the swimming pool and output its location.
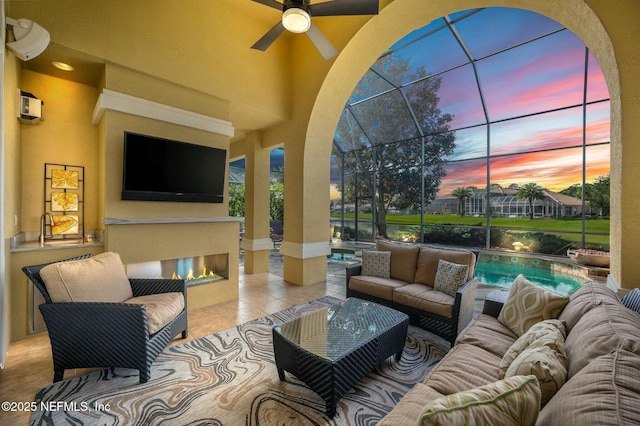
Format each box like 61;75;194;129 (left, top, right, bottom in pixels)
474;253;589;296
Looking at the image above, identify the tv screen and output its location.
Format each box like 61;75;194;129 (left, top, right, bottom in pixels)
122;132;226;203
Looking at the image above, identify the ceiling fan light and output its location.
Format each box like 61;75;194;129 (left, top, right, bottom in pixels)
282;8;311;33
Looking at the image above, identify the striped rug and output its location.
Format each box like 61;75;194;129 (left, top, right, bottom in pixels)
31;296;449;425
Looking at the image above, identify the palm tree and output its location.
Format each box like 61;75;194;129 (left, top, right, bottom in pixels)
451;187;472;217
516;183;545;220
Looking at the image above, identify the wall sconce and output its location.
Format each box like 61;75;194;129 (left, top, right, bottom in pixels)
6;17;50;61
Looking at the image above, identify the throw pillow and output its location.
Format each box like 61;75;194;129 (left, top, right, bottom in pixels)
433;259;470;297
39;252;133;303
361;250;391;279
621;288;640;314
504;345;567;406
498;275;570;337
419;375;541;426
500;319;567;376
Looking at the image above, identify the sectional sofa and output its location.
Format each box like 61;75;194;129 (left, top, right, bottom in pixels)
378;279;640;425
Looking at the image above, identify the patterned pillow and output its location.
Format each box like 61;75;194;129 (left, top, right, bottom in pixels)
500;319;567;376
621;288;640;314
419;375;541;426
498;275;570;337
504;345;567;406
361;250;391;279
433;259;470;297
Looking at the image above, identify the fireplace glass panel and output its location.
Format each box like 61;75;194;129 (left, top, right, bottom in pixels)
127;254;229;287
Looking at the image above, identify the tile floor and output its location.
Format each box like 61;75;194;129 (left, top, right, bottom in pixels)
0;250;352;425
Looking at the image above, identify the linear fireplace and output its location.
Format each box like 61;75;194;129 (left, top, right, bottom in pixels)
126;253;229;287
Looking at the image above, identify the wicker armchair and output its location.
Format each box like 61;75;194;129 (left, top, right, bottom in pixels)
22;253;188;383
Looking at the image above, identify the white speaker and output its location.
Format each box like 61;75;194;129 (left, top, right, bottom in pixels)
18;90;43;124
6;17;50;61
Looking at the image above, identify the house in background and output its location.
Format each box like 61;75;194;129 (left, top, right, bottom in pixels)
1;1;639;366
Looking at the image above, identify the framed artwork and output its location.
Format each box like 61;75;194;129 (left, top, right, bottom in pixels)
51;192;78;211
51;215;79;235
51;169;79;189
44;163;84;240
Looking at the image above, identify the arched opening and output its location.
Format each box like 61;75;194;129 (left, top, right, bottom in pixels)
306;0;621;282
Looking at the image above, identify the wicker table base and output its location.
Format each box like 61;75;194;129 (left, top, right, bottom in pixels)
273;298;409;417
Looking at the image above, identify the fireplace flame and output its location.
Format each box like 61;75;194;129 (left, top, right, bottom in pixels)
171;265;217;281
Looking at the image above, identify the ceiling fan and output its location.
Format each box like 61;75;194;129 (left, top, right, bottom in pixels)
250;0;379;60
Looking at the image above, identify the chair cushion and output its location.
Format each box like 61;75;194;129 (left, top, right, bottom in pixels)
424;343;505;395
433;259;469;297
536;349;640;426
348;275;407;301
378;383;444;426
376;240;420;283
498;274;569;337
558;281;622;332
418;375;541;426
414;247;476;286
393;283;454;318
564;302;640;378
39;252;133;303
455;314;518;358
361;250;391;279
125;292;185;335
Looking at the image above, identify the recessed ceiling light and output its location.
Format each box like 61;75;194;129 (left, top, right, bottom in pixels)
52;61;74;71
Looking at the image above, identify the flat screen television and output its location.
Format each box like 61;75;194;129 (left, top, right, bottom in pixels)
122;131;226;203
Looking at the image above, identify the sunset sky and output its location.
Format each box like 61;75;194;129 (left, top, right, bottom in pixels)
330;7;611;199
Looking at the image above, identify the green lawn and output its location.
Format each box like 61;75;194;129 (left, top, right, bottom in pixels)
331;213;610;246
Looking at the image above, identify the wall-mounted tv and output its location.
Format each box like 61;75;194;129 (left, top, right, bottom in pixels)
122;131;226;203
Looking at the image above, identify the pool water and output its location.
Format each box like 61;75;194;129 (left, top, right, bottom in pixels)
474;259;587;296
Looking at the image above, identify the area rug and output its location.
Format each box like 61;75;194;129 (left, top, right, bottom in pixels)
31;296;449;425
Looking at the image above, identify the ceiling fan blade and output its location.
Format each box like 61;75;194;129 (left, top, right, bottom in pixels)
310;0;379;17
251;21;286;51
306;23;338;60
250;0;283;11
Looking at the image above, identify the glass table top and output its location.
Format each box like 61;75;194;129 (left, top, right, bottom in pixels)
273;298;408;361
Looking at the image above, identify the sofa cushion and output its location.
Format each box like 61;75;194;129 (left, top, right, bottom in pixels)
564;302;640;378
504;345;567;405
393;284;454;318
39;252;133;303
558;281;622;332
377;383;444;426
348;275;407;301
536;349;640;426
419;375;541;426
434;259;470;297
500;319;567;376
414;247;476;286
456;314;518;358
376;240;420;283
125;292;185;335
498;275;569;337
423;343;504;395
361;250;391;279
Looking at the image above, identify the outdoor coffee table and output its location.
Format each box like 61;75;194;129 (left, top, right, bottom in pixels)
272;297;409;417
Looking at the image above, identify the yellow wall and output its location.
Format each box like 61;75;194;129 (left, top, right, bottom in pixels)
19;71;99;232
